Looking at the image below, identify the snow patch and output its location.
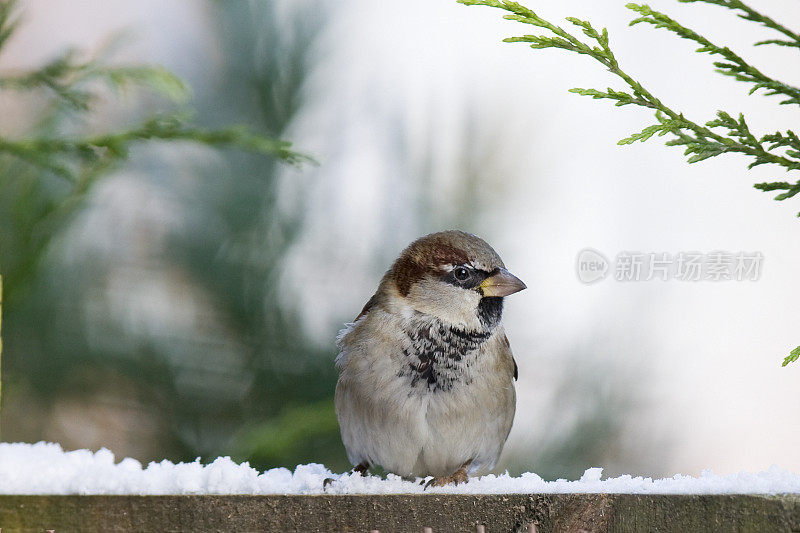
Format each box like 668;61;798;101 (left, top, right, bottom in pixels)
2;442;800;495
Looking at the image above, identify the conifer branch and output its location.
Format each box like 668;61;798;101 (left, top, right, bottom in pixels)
677;0;800;49
0;115;314;183
0;0;315;309
459;0;800;216
0;51;189;109
627;3;800;105
783;346;800;367
0;0;313;182
0;0;19;53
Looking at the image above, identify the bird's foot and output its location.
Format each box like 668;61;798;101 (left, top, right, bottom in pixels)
323;461;370;490
423;460;471;490
423;469;468;489
353;462;370;476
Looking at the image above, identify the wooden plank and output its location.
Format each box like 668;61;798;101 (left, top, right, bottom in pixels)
0;494;797;532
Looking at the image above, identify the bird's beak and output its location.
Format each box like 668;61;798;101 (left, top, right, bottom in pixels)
478;268;527;297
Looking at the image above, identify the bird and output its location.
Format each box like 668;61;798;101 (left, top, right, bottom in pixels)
333;230;526;488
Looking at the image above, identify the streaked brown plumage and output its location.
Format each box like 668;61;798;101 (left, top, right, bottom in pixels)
334;230;525;487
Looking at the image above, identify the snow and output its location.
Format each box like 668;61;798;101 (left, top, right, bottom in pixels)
3;442;800;495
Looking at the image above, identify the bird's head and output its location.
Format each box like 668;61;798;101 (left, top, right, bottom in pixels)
384;230;526;331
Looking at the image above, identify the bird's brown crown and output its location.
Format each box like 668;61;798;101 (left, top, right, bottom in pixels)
390;230;505;296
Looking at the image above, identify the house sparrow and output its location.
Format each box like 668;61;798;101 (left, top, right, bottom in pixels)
334;230;525;487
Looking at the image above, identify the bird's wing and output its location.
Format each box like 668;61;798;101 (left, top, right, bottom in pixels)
503;333;518;381
354;292;379;322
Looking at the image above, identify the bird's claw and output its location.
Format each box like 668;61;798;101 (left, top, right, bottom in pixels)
423;469;469;490
324;462;370;490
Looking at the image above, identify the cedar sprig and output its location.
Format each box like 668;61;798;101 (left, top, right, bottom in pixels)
677;0;800;49
627;3;800;105
0;0;312;184
783;346;800;367
459;0;800;215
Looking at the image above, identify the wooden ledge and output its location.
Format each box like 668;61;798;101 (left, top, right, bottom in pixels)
0;493;799;532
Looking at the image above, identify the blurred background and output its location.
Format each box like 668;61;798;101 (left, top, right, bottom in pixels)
0;0;799;480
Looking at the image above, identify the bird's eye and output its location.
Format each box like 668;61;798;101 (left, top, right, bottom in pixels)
453;266;470;281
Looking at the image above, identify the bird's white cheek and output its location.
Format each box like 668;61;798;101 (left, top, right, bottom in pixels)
406;279;484;329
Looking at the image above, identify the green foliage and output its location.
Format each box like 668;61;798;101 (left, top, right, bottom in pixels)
0;1;311;176
677;0;800;49
0;116;312;181
782;346;800;367
0;0;334;467
628;4;800;105
156;1;339;468
458;0;800;215
235;400;347;471
0;0;312;305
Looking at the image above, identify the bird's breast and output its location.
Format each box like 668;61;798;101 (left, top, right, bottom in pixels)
396;316;493;394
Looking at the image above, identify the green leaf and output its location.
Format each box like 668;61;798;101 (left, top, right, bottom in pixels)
774;188;800;201
103;65;190;102
754;181;793;192
618;124;665;145
782;346;800;367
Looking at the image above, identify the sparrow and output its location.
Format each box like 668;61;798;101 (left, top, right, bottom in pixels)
334;230;526;487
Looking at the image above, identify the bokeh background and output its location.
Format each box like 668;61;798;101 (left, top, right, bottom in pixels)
1;0;799;480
